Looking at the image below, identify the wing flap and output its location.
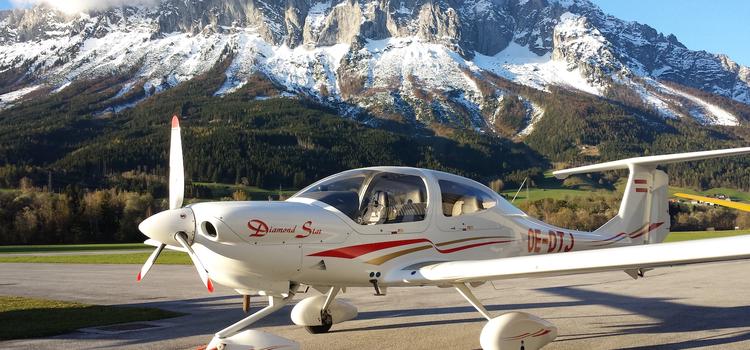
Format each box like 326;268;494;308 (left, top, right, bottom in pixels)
385;235;750;284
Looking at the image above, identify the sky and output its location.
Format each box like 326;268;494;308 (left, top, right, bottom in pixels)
0;0;747;66
593;0;750;66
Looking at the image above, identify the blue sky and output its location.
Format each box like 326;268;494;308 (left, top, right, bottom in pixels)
593;0;750;66
1;0;748;66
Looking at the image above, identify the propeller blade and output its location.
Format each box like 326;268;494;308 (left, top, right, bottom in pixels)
169;115;185;210
174;232;214;293
137;243;166;282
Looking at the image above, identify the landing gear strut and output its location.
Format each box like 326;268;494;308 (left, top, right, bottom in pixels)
206;292;298;350
304;286;339;334
453;283;558;350
291;285;357;333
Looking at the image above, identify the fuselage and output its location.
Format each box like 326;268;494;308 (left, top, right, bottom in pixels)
186;167;646;295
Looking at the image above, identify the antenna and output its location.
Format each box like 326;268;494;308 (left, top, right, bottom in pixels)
511;177;528;203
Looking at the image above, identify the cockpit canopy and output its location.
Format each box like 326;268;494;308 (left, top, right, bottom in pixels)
293;168;514;225
295;170;427;224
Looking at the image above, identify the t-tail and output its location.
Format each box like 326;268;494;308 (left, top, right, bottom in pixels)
553;147;750;245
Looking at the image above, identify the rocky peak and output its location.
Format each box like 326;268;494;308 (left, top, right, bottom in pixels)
1;0;748;130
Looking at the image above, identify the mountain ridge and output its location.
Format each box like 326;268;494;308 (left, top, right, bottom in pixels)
1;0;748;132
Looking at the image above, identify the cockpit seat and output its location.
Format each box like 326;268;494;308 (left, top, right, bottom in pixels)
461;196;480;214
361;191;388;225
452;196;480;216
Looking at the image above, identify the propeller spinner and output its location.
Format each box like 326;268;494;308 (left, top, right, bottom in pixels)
136;116;214;293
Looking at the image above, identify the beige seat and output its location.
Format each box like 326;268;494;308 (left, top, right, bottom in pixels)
461;196;480;215
451;200;465;217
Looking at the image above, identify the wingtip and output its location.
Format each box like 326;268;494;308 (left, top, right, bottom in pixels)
137;272;142;282
207;278;214;293
171;115;180;128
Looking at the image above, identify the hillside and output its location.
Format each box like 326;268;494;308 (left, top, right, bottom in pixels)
1;0;750;192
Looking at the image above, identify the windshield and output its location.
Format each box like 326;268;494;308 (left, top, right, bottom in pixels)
295;170;428;224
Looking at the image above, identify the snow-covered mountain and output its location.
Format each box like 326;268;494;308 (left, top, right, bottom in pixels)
1;0;749;134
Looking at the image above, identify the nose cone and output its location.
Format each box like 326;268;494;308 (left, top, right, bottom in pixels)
139;208;195;246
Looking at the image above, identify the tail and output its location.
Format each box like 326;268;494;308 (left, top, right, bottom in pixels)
554;147;750;245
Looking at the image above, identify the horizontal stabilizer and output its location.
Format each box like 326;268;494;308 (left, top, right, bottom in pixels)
554;147;750;179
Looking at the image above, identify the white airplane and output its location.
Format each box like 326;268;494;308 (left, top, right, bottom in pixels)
137;116;750;350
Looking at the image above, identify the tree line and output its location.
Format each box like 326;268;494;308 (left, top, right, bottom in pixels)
520;195;750;233
0;180;159;244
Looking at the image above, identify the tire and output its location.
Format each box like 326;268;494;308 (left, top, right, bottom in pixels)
305;323;333;334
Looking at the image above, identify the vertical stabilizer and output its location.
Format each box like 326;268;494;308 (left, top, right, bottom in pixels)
553;147;750;246
590;165;669;244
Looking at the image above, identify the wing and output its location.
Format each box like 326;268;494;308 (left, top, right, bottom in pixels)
383;235;750;284
674;193;750;212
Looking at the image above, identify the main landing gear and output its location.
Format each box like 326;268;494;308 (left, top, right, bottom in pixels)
205;294;299;350
205;285;358;350
454;283;558;350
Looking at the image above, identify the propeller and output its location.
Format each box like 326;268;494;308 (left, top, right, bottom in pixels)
175;232;214;293
136;116;214;293
137;242;165;282
169;116;184;210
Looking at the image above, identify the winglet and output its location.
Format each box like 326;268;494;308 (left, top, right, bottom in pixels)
171;115;180;129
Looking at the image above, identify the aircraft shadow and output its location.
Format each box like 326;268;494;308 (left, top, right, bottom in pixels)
35;286;750;349
335;286;750;349
539;286;750;349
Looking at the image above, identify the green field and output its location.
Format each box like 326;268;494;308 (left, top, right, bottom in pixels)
0;295;183;340
664;229;750;242
0;251;191;264
499;172;750;204
193;182;297;200
0;243;149;254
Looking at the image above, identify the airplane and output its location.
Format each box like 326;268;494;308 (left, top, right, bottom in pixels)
673;192;750;212
137;116;750;350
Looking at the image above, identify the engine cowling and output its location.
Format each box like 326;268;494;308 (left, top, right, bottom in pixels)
290;295;358;326
480;312;557;350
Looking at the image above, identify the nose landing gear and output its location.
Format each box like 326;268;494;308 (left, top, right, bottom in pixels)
291;286;358;334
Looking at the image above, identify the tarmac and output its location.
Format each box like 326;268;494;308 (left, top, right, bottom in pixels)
1;260;750;350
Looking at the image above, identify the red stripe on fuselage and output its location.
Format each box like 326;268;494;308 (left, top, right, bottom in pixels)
308;237;512;259
308;239;429;259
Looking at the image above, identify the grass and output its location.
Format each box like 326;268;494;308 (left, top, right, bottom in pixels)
499;172;750;205
0;251;191;265
193;182;297;200
0;295;183;340
0;243;149;254
501;171;619;202
664;229;750;242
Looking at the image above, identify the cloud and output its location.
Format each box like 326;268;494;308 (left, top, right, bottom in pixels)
11;0;160;14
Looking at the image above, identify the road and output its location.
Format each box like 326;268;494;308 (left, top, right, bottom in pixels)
1;261;750;349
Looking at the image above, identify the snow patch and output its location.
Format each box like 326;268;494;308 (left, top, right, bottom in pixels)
472;42;603;96
0;85;41;109
661;85;739;126
517;100;545;137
